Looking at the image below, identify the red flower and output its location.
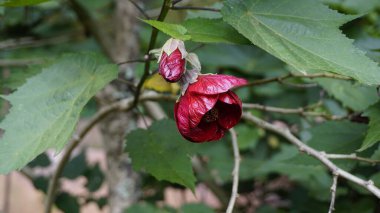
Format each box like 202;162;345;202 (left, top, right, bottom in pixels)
159;49;186;82
174;74;247;142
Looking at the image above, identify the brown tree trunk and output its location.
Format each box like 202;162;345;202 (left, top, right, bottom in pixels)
97;1;141;212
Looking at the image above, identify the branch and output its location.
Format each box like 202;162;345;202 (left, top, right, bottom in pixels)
328;174;338;213
116;55;154;66
170;6;221;12
242;103;346;120
324;153;380;164
242;112;380;198
236;73;352;89
226;128;241;213
44;92;176;213
133;0;172;107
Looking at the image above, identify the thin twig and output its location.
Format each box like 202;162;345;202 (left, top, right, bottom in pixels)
116;56;154;66
128;0;150;19
172;0;184;5
324;153;380;164
328;174;338;213
133;0;172;107
226;128;241;213
242;112;380;198
44;92;177;213
235;73;352;89
242;103;346;120
170;6;221;12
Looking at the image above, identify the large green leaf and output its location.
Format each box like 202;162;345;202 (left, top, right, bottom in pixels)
306;121;367;153
0;53;117;174
143;20;191;41
0;0;51;6
126;119;197;190
359;102;380;151
222;0;380;85
143;18;249;44
315;79;379;111
182;18;249;44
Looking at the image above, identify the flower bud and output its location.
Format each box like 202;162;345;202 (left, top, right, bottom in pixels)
158;38;187;82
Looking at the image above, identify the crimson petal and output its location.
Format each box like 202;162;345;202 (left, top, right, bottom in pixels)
184;120;225;142
159;49;186;82
187;94;219;128
215;92;242;129
187;74;247;95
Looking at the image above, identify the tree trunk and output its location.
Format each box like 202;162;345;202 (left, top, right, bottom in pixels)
98;1;140;212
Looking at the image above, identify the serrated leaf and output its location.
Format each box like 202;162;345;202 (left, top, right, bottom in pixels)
2;67;42;90
143;20;191;41
182;18;249;44
0;53;117;174
315;79;379;111
0;0;51;6
126;119;197;190
222;0;380;85
307;121;367;153
359;102;380;151
143;18;249;44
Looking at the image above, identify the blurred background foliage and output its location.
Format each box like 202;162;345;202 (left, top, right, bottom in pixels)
1;0;380;212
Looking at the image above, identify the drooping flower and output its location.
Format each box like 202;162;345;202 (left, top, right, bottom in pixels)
158;38;187;82
174;74;247;142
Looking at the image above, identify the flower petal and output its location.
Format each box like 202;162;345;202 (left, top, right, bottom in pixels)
159;49;186;82
187;93;218;128
216;94;242;129
174;95;191;136
187;74;247;95
183;121;225;143
218;91;241;105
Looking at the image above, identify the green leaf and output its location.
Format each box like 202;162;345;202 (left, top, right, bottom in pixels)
235;124;260;150
84;164;104;192
0;53;117;174
359;102;380;151
315;79;379;111
126;119;197;190
143;20;191;41
62;152;87;179
307;121;367;153
124;202;168;213
182;18;249;44
27;153;51;168
2;67;42;90
222;0;380;85
55;193;79;213
143;18;249;44
0;0;51;7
